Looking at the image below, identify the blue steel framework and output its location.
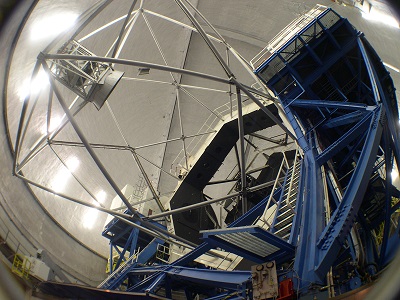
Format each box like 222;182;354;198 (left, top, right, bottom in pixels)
255;6;400;293
34;5;400;299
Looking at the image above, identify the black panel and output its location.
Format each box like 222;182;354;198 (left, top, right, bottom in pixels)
170;104;281;244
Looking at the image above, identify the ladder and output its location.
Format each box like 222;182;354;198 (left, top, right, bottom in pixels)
271;160;301;241
98;237;163;290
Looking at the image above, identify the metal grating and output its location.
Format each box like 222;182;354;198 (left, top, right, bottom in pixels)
218;231;279;257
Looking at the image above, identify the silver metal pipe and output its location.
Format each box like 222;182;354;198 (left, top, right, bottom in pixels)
146;179;278;221
111;0;138;58
13;61;42;174
174;0;233;77
182;0;226;43
236;86;248;214
14;173;135;221
15;175;197;251
176;89;189;170
17;99;88;172
42;53;231;85
231;77;297;141
131;150;166;213
41;61;136;214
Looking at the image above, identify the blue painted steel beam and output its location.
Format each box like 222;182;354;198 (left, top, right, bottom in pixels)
337;131;367;171
202;226;295;264
316;111;373;165
315;106;383;279
378;124;393;268
289;99;372;111
102;237;164;290
129;192;282;293
110;225;132;243
358;36;400;168
293;136;325;286
127;242;213;293
115;228;138;270
322;111;367;129
129;266;250;291
254;7;340;74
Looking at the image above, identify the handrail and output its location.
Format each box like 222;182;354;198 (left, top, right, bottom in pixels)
250;4;329;69
170;96;254;176
261;154;287;226
0;217;34;258
98;248;139;288
285;147;300;214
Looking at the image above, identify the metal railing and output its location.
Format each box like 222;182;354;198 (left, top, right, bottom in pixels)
12;254;31;279
0;216;35;259
170;97;253;177
251;5;328;70
98;248;139;289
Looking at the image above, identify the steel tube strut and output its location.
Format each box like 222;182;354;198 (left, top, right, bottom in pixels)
146;179;279;220
131;150;166;213
174;0;233;77
236;86;248;214
111;0;138;59
42;53;231;85
41;61;136;214
231;77;297;141
41;61;198;248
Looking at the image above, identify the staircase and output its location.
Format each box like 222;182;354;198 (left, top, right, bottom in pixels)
98;237;163;290
271;159;301;241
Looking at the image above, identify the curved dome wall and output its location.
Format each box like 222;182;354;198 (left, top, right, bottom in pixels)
1;0;399;286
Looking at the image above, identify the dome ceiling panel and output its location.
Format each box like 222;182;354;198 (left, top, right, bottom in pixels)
4;0;399;258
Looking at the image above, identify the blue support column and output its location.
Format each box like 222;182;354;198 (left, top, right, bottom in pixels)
293;136;325;286
109;242;113;274
315;106;383;278
379;123;393;268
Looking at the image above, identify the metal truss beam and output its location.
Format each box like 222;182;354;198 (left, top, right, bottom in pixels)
315;106;383;278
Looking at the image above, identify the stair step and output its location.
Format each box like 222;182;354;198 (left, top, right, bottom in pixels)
282;189;298;199
277;207;295;220
275;214;294;230
283;188;298;197
279;200;296;212
274;223;292;237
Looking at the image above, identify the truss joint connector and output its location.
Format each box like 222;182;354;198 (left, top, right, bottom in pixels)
37;52;46;62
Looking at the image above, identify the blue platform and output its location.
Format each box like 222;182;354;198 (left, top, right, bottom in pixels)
201;225;295;264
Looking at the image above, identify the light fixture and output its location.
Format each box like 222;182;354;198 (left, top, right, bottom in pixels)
392;169;399;181
65;156;80;172
83;203;100;229
96;190;107;204
383;62;400;73
40;115;63;135
51;168;71;193
30;12;78;41
18;69;49;101
362;7;399;29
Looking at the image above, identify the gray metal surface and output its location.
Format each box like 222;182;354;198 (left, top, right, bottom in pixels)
0;0;399;283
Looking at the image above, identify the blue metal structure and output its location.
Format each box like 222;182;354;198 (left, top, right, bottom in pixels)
99;211;166;290
254;5;400;294
39;5;400;299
